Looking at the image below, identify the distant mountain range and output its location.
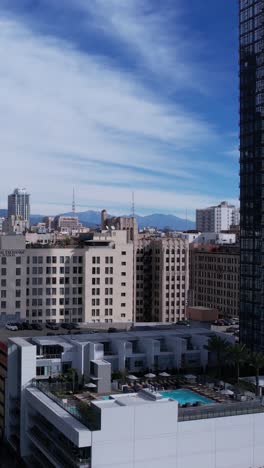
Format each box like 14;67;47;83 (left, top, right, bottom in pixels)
0;209;195;230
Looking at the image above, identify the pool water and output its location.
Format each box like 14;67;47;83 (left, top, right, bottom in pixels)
160;389;214;405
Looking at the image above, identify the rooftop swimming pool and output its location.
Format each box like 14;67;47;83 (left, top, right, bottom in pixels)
160;389;214;405
102;389;214;405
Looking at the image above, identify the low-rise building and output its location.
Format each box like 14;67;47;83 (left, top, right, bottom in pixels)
53;215;81;234
101;209;138;242
176;231;237;245
6;328;264;468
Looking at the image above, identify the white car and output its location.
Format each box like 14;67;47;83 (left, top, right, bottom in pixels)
5;323;18;331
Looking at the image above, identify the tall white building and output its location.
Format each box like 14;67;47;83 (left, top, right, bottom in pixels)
7;188;30;229
196;201;239;233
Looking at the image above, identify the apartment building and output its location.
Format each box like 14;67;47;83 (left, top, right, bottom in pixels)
189;245;240;317
7;330;264;468
0;231;133;324
196;201;239;233
135;237;189;323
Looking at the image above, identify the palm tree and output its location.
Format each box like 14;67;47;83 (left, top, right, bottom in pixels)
248;352;264;396
205;336;229;378
228;343;249;384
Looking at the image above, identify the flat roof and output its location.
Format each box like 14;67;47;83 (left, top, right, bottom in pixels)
29;327;215;347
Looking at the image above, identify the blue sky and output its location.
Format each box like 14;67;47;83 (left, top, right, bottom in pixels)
0;0;238;218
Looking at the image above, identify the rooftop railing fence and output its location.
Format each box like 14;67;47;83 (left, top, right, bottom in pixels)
178;399;264;422
31;380;101;431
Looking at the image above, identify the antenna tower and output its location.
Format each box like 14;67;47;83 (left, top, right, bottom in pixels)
72;188;76;214
132;191;135;218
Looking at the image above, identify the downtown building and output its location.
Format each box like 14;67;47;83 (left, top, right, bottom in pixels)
196;201;239;233
0;230;189;325
134;236;189;323
5;328;264;468
189;245;240;317
0;231;133;325
7;188;30;230
239;0;264;349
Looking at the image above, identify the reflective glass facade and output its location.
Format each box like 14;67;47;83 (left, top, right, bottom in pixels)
239;0;264;350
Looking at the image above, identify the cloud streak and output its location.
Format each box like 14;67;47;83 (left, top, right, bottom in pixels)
0;1;238;216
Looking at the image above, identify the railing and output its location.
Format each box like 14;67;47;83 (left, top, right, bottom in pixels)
31;421;91;468
178;399;264;422
29;427;91;468
31;381;101;431
37;354;61;359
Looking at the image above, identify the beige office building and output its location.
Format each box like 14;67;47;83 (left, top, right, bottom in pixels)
0;231;133;324
135;237;189;323
189;245;240;317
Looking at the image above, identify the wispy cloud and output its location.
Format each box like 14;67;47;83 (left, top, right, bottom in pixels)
74;0;203;91
0;1;238;216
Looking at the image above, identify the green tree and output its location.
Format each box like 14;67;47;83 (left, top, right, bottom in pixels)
248;352;264;396
66;368;78;393
228;343;249;384
205;336;229;378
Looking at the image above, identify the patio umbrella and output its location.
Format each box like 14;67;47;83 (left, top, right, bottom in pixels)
220;389;234;396
159;372;171;377
84;382;97;388
184;374;197;380
144;373;156;379
127;375;138;381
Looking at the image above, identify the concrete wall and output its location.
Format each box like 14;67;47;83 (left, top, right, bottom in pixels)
92;399;178;468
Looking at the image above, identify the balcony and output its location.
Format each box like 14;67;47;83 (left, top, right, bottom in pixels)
28;427;91;468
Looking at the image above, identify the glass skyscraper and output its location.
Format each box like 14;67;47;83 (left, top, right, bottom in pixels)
239;0;264;350
7;188;30;228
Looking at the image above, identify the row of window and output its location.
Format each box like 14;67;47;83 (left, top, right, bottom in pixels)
1;268;21;276
136;249;186;255
26;297;83;306
92;309;113;316
26;308;83;317
1;257;21;265
28;256;83;264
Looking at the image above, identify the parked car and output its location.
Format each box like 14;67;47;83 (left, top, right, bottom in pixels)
5;323;18;331
61;322;80;330
214;320;225;326
177;320;190;327
69;322;80;330
13;322;23;330
225;326;238;333
32;323;43;331
61;323;69;329
46;322;59;330
21;322;33;330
